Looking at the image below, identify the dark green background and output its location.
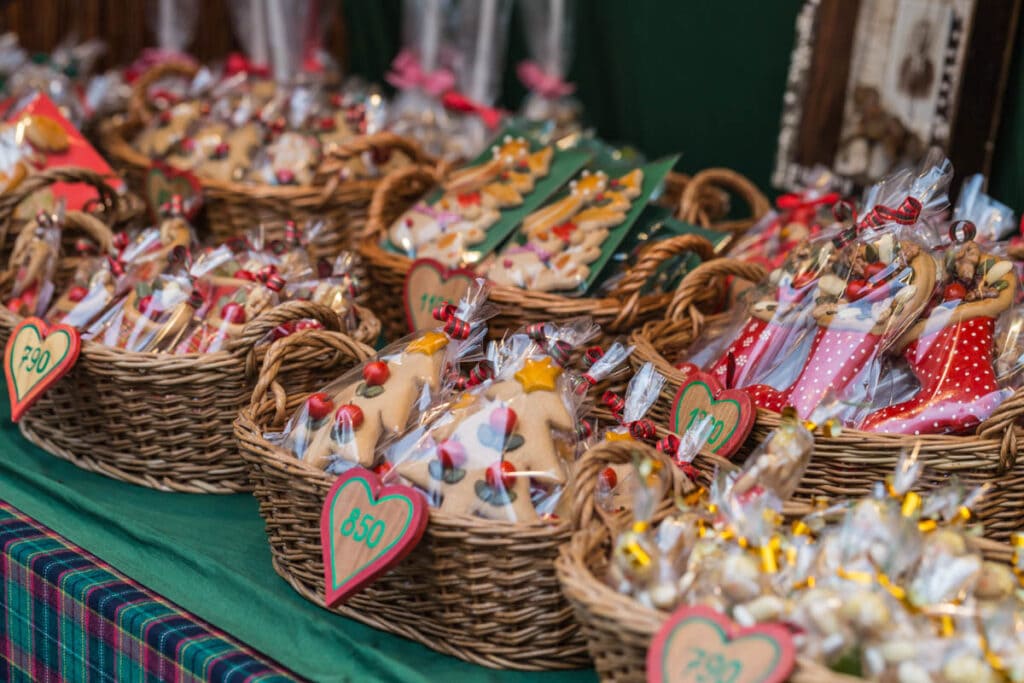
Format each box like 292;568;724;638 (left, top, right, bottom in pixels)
344;0;1024;212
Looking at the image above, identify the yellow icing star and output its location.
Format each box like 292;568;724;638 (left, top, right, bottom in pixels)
514;357;562;393
406;331;449;356
605;430;634;442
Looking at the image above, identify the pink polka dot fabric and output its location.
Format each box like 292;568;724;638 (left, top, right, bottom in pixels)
746;327;881;418
860;316;1004;435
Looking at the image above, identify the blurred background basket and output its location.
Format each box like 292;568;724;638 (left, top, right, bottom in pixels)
99;62;434;259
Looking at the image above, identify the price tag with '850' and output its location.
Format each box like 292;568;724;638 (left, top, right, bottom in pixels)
320;468;429;606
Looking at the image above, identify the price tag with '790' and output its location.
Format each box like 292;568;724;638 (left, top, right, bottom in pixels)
4;317;81;422
319;467;429;606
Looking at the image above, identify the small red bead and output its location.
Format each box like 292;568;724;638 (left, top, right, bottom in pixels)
486;461;516;490
437;440;467;470
67;286;89;303
488;407;518;436
335;404;364;430
600;467;618;489
220;302;247;324
362;361;390;386
305;392;334;421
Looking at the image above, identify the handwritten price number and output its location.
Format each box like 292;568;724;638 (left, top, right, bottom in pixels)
19;345;52;375
419;293;449;314
685;407;725;447
684;646;741;683
339;507;386;548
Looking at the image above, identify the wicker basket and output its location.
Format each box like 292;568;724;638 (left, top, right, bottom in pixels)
234;327;591;670
99;62;434;259
632;258;1024;542
0;166;145;267
359;163;720;340
555;439;1014;683
676;167;773;239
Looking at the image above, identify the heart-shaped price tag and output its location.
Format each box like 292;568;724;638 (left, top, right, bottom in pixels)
320;467;429;606
4;317;81;422
670;371;754;458
403;258;477;333
145;162;202;220
647;606;794;683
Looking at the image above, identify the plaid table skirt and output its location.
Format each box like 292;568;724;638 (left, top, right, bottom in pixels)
0;500;299;682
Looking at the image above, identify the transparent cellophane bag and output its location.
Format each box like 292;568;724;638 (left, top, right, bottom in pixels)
379;316;608;523
270;281;494;474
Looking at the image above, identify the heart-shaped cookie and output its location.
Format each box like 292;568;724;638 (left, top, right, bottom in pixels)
145;162;203;220
4;317;81;422
403;258;477;332
670;371;754;457
320;468;428;606
647;605;794;683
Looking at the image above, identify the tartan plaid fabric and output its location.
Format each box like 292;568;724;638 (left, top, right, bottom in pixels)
0;500;299;682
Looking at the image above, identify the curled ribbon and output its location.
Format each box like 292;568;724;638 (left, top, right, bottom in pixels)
525;323;572;366
386;49;456;97
573;346;603;395
441;91;504;130
856;196;923;231
432;302;471;339
775;191;841;226
516;60;575;99
601;390;656;442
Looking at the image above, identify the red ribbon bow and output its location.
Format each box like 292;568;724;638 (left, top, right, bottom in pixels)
433;302;471;340
601;390;656;441
775;191;841;226
516;60;575;98
441;91;504;130
655;434;699;481
386;49;456;97
856;196;923;231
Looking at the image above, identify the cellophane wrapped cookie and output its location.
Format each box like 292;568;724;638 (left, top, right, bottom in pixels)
270;281;494;473
5;206;63;317
380;320;630;523
674;155;1020;433
610;422;1024;682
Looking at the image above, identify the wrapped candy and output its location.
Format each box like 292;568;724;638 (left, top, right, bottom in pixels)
272;282;494;472
610;436;1024;682
380;318;621;522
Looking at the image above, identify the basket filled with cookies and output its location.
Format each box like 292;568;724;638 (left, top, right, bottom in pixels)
99;61;433;258
557;417;1022;683
360;132;718;340
631;153;1024;542
0;190;379;493
235;280;650;669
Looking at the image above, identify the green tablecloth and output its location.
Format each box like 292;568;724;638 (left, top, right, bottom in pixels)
0;401;596;683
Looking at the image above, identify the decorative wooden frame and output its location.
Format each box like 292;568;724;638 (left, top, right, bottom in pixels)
773;0;1021;192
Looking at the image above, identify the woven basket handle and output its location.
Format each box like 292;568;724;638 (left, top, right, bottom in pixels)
7;210;114;273
249;328;375;425
606;234;717;330
0;166;123;255
569;440;686;531
666;258;768;324
976;389;1024;472
229;299;345;356
319;131;435;176
678;168;771;236
128;61;200;125
363;162;448;241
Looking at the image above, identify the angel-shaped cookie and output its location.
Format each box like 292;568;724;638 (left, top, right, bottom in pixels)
487;168;644;292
